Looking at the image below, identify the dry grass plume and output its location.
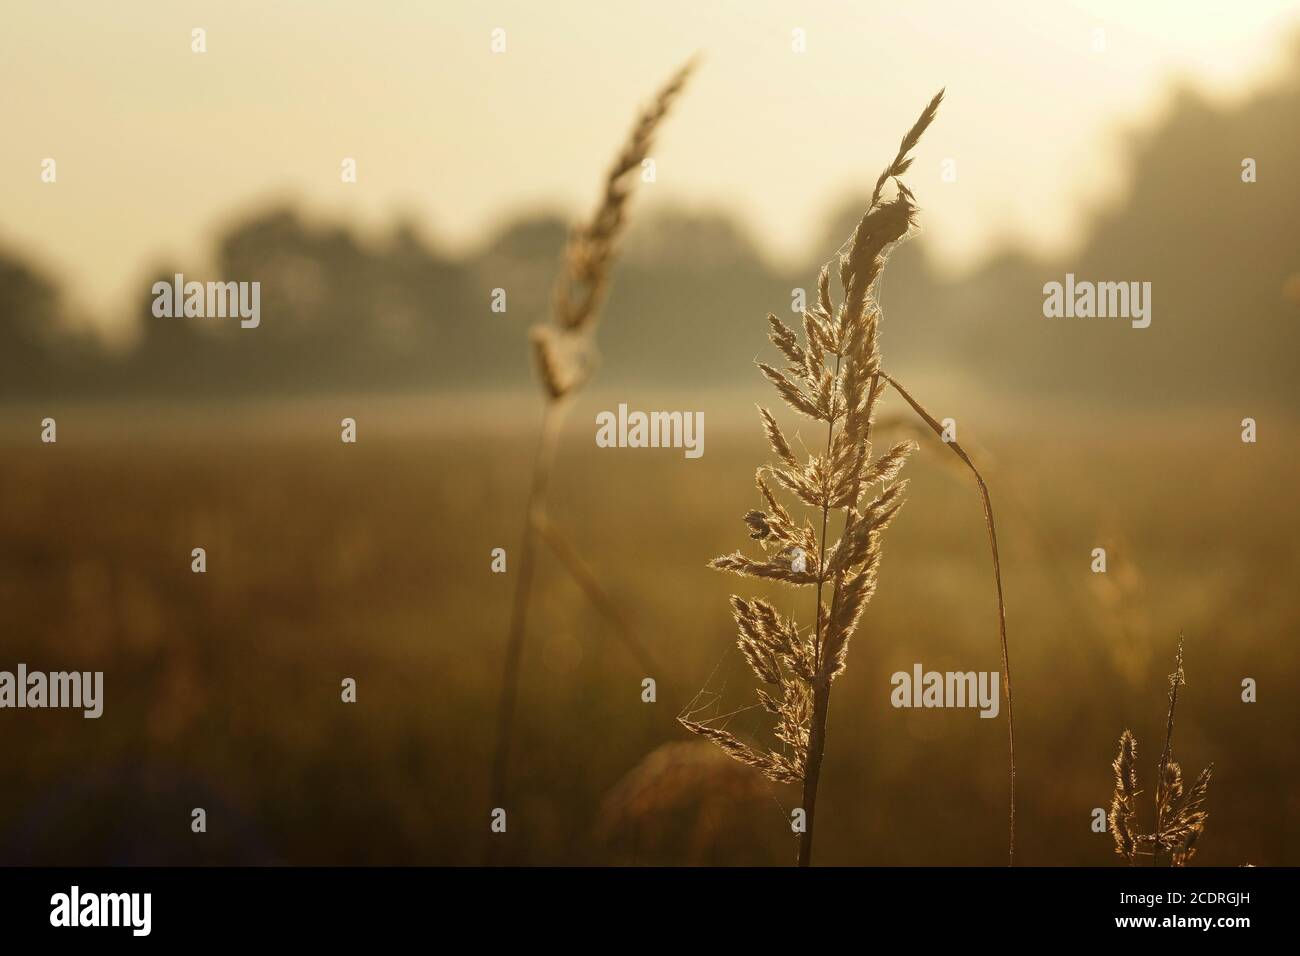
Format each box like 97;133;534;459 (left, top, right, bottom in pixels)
681;89;1015;865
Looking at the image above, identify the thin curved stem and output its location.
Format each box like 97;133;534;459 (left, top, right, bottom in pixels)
532;510;661;676
879;371;1016;866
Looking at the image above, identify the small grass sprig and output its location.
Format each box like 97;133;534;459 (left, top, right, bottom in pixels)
1108;638;1213;866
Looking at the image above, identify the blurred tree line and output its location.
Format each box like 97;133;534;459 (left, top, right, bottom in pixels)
3;46;1297;405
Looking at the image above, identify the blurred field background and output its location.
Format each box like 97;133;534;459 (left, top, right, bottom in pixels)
0;392;1295;865
2;3;1299;865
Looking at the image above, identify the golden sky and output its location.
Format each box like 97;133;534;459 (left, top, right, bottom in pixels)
3;0;1297;335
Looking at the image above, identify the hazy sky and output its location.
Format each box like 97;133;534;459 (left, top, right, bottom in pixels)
3;0;1298;335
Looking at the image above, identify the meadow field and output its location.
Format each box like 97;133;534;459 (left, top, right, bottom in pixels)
1;392;1294;866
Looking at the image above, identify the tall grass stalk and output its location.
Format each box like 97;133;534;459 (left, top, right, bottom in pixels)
489;62;693;821
682;90;1017;865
